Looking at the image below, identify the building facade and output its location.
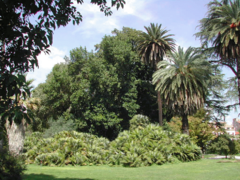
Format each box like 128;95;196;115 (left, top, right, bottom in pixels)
233;118;240;132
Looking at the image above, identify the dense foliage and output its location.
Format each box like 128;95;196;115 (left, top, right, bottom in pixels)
24;124;201;167
207;134;240;158
32;28;166;139
41;117;77;138
153;47;212;134
0;147;26;180
0;0;126;159
129;114;151;131
196;0;240;106
167;113;219;153
30;27;226;141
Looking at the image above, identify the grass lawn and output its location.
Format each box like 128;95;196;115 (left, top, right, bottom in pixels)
23;159;240;180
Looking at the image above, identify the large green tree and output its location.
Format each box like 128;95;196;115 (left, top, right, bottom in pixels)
153;46;211;134
33;28;160;139
196;0;240;106
137;23;175;126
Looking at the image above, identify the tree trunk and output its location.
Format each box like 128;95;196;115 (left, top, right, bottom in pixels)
182;113;189;135
157;91;163;126
237;58;240;106
6;120;26;155
0;133;3;150
155;55;163;126
0;125;7;150
0;40;6;151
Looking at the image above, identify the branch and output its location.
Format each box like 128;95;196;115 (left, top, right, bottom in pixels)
226;102;240;109
209;60;237;76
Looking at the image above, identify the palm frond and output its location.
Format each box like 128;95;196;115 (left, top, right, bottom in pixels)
153;47;211;115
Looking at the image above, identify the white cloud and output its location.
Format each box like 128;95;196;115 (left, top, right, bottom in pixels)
26;46;66;88
114;0;153;21
72;0;153;36
72;2;120;36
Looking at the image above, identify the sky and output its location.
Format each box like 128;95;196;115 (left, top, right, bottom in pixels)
26;0;239;125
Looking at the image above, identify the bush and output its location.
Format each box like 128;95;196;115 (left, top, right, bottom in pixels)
24;131;110;166
35;152;65;166
42;117;77;138
108;124;201;167
24;125;201;167
129;114;150;130
0;147;26;180
207;134;240;158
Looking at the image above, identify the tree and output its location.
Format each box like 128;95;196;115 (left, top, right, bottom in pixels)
168;110;218;154
153;46;211;134
33;27;160;139
196;0;240;106
137;23;175;126
6;78;35;155
208;134;240;158
0;0;125;148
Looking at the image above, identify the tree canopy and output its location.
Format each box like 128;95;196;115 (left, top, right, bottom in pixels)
32;27;161;139
196;0;240;106
153;46;212;134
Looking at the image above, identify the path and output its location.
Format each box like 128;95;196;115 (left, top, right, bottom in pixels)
208;155;240;159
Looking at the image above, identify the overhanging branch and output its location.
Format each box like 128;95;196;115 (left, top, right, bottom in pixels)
209;60;237;76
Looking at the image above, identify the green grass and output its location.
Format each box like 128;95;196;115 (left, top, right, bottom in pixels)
23;159;240;180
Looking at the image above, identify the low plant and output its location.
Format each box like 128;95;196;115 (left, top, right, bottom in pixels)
24;124;201;167
24;131;110;166
0;147;26;180
108;124;201;167
129;114;150;130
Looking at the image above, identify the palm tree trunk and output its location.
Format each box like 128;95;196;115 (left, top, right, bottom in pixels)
0;40;6;151
157;91;163;126
156;56;163;126
6;120;26;155
0;122;7;151
182;113;189;135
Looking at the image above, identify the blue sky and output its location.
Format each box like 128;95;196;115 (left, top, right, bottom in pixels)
26;0;239;124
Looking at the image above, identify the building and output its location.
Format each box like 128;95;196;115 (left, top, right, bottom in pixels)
211;120;240;138
233;118;240;132
224;124;236;136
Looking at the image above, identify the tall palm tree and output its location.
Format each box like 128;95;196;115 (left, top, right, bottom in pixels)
196;0;240;105
152;47;211;134
137;23;175;126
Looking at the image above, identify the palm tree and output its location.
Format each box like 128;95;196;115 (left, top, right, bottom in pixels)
196;0;240;105
152;47;211;134
5;77;36;155
137;23;175;126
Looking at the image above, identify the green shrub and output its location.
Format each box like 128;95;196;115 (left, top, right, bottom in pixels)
108;124;201;167
25;131;109;166
35;152;65;166
69;152;89;166
24;125;201;167
207;134;240;158
23;132;43;153
42;117;77;138
129;114;150;130
0;147;26;180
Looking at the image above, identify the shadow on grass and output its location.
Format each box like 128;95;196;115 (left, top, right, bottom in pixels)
22;173;95;180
